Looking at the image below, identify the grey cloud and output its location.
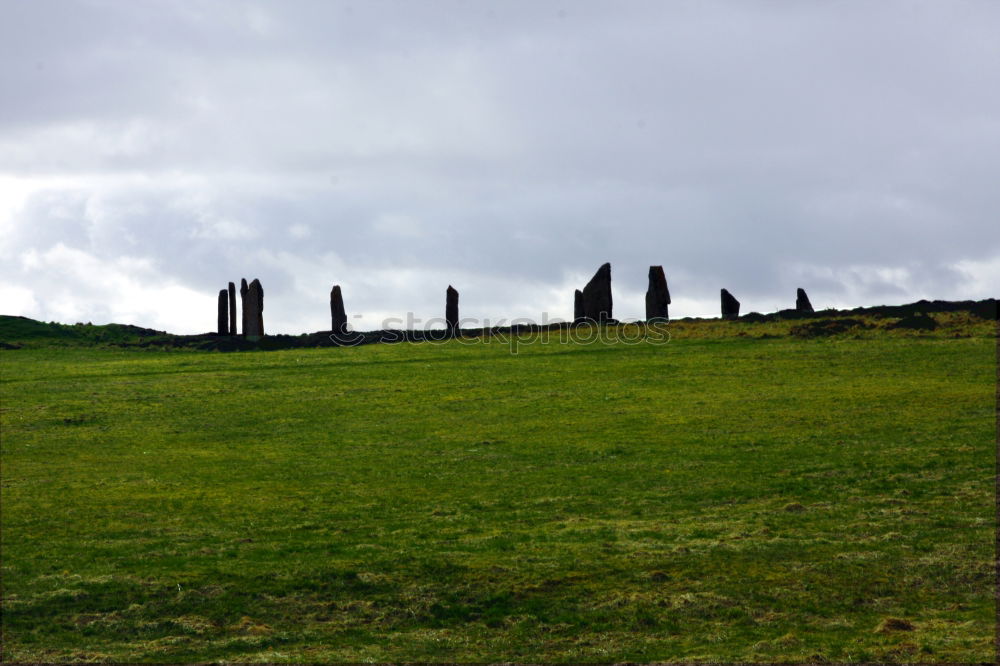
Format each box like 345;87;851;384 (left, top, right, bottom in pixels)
1;1;998;332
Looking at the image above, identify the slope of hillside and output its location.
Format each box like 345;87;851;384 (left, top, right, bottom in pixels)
0;298;995;351
1;330;995;661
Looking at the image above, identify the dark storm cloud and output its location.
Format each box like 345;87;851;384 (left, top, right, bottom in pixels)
1;1;998;332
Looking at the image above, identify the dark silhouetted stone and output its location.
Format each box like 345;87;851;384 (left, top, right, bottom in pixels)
228;282;237;336
574;289;584;322
446;285;459;333
245;279;264;338
645;265;671;320
217;289;229;335
582;262;612;322
330;285;347;334
796;288;814;313
721;289;740;320
240;278;249;337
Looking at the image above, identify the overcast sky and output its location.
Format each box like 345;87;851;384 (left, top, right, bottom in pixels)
1;0;998;334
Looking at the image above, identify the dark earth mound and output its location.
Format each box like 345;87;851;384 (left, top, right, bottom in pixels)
889;314;939;331
738;298;996;323
789;318;874;337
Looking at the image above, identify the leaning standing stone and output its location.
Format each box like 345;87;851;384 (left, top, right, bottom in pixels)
796;288;814;313
645;265;671;321
721;289;740;320
574;289;584;322
330;285;347;334
582;262;613;321
217;289;229;335
446;285;459;334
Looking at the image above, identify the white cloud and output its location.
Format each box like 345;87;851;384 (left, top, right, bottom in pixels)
952;257;1000;298
6;243;214;333
0;285;39;318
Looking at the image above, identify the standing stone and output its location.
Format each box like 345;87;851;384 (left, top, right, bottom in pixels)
446;285;459;333
582;262;612;322
796;288;814;313
574;289;584;322
330;285;347;334
228;282;237;336
245;279;264;338
721;288;740;320
645;265;671;321
240;278;249;337
217;289;229;335
254;279;264;336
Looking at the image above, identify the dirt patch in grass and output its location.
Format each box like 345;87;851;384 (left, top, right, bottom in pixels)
874;617;916;633
229;616;273;636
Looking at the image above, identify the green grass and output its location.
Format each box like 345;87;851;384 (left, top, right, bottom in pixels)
1;321;996;661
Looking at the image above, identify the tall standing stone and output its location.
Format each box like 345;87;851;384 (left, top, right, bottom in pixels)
217;289;229;335
796;288;814;313
721;288;740;320
228;282;237;336
574;289;584;322
446;285;459;333
645;265;671;321
330;285;347;334
240;278;249;337
582;262;612;322
255;279;265;336
245;279;264;338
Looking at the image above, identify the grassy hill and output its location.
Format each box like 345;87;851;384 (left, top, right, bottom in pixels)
0;310;996;661
1;298;994;351
0;315;168;348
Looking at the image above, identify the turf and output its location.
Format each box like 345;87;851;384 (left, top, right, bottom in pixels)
0;317;996;662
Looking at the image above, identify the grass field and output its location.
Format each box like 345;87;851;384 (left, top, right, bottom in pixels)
1;315;996;662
